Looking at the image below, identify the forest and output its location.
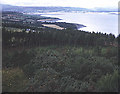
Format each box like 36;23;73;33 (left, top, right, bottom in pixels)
2;27;119;48
2;12;120;92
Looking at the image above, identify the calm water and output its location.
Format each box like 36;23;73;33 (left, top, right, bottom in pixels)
42;12;118;36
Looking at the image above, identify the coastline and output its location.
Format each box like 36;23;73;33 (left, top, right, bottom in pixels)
75;23;86;30
41;13;86;30
41;12;118;36
44;17;86;30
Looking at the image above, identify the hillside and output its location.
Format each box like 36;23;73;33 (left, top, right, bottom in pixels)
1;4;90;13
1;4;118;13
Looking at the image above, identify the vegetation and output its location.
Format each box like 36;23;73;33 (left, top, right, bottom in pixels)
2;11;119;92
2;27;119;48
3;45;119;92
2;11;79;30
3;68;28;92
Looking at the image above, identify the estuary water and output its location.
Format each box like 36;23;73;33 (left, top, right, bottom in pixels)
42;12;118;36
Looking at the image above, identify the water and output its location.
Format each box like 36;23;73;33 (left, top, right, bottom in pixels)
42;12;118;37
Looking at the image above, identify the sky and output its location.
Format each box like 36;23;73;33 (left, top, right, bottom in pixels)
1;0;119;9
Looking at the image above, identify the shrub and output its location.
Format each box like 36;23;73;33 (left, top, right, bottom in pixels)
10;50;33;67
101;47;118;58
97;70;119;92
25;68;60;92
2;68;28;92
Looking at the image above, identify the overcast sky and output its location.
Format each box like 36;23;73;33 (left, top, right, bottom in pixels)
1;0;119;8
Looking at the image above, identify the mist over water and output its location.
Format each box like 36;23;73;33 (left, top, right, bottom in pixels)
42;12;118;36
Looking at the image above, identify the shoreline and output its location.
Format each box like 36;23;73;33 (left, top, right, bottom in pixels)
41;14;86;30
75;23;86;30
43;17;86;30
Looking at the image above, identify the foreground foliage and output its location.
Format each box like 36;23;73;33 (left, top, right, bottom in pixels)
3;46;118;92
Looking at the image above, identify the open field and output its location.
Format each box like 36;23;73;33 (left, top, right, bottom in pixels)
42;24;65;30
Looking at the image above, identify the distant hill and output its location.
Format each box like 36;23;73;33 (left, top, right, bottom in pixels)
1;4;118;13
2;4;24;12
1;4;91;13
92;7;118;12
